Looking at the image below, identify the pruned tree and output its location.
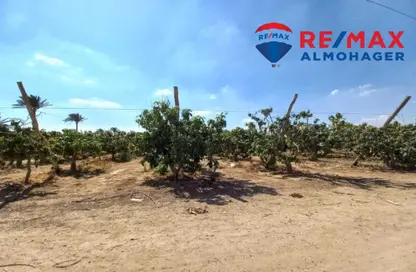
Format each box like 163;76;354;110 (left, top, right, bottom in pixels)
292;111;332;161
248;108;298;173
136;100;226;182
56;129;102;172
222;127;253;161
0;120;46;182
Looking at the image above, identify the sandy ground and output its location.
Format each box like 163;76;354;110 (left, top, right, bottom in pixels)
0;158;415;272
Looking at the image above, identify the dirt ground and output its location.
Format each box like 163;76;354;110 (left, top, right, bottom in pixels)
0;158;415;272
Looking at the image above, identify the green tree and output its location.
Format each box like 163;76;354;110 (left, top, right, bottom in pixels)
249;108;298;173
222;127;253;161
56;129;102;172
137;100;226;182
292;111;332;160
0;120;46;182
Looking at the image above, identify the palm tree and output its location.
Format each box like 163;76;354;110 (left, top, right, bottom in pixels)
12;95;52;116
64;113;86;132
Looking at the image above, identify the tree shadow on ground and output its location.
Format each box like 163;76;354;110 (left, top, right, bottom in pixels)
56;168;105;180
141;176;279;205
281;171;416;190
248;160;416;190
0;182;56;210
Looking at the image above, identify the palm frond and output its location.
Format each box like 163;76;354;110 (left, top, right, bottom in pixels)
12;95;53;110
64;113;87;123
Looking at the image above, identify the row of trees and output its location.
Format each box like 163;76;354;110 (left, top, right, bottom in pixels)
0;95;415;184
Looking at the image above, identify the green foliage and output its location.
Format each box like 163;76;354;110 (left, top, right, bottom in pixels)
350;122;416;169
55;129;102;171
1;101;415;176
248;108;298;172
292;111;332;160
0;114;9;131
0;121;45;166
205;113;227;170
0;120;47;183
136;101;226;181
154;163;169;175
95;128;138;162
222;127;253;161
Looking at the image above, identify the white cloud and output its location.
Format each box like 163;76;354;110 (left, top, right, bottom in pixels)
358;89;376;97
350;84;377;97
154;89;173;96
193;110;213;117
209;94;217;100
34;53;67;66
26;52;97;86
330;89;339;96
360;114;389;126
68;98;122;109
241;117;253;126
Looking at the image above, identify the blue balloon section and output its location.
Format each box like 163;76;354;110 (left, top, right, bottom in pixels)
256;42;292;64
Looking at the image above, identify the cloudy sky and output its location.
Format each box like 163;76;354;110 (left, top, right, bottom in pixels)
0;0;415;131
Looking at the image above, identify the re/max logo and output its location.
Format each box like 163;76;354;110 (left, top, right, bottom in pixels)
258;32;290;41
299;31;404;49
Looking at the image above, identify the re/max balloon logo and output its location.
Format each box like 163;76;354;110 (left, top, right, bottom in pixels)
255;22;405;67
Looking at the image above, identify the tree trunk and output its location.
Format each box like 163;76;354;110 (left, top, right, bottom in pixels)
70;154;77;172
16;156;23;168
285;161;293;174
25;156;31;184
233;153;238;162
8;159;14;167
75;121;79;132
111;152;116;161
175;170;179;183
310;141;318;161
170;164;179;183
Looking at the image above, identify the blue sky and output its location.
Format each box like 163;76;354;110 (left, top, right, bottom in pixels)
0;0;415;131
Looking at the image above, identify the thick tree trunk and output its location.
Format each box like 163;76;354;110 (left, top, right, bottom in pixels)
75;122;79;132
25;156;31;184
70;154;77;172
